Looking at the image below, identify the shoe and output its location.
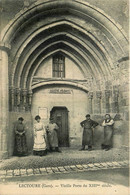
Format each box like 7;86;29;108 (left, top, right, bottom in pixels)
88;148;93;151
79;148;85;151
57;150;62;153
105;148;110;151
49;147;54;152
88;146;93;151
55;147;62;152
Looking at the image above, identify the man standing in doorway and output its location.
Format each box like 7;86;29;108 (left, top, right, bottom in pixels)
80;114;99;151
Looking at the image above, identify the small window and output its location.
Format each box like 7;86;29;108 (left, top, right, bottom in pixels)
53;54;65;78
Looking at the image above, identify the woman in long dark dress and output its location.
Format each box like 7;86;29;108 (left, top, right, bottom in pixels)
13;117;28;156
101;114;114;151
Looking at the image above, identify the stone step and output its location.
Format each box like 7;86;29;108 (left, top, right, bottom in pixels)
87;164;95;168
51;167;60;173
33;168;41;175
20;169;27;176
63;166;72;171
39;167;47;174
26;169;34;176
93;163;104;168
46;167;53;174
6;170;14;177
13;169;21;176
82;164;89;169
0;170;6;178
70;165;77;171
112;162;120;166
57;166;66;172
76;164;84;170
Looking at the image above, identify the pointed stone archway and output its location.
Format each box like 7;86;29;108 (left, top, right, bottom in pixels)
0;0;128;159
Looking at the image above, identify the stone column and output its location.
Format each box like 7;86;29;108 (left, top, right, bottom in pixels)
88;92;93;114
0;42;11;159
9;87;15;111
22;89;27;111
28;90;33;111
113;90;119;113
13;88;17;112
96;91;102;114
105;90;111;113
16;88;21;112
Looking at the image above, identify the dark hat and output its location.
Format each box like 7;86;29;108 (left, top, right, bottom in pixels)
18;117;24;121
35;115;41;120
105;114;111;118
86;114;90;117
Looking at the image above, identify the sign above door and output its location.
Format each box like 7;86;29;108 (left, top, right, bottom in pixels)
49;89;73;94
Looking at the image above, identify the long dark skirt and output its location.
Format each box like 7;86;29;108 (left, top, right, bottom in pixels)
13;134;28;156
102;126;113;148
82;128;93;146
48;131;58;148
33;150;47;156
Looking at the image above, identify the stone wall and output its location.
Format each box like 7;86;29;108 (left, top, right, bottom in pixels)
31;85;88;147
34;56;84;80
1;0;128;37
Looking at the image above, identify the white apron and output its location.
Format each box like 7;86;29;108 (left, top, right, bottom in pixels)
33;122;47;151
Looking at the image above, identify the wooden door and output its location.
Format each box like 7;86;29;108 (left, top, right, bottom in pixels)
51;107;69;147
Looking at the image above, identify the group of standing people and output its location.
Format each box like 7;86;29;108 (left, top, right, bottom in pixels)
33;115;61;156
80;114;114;151
13;115;61;157
13;113;114;157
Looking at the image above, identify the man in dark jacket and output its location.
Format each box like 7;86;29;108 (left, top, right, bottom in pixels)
80;114;99;151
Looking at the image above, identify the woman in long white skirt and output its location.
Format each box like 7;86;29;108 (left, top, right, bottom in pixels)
33;115;47;156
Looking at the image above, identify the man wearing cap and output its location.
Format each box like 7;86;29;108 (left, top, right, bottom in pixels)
80;114;99;151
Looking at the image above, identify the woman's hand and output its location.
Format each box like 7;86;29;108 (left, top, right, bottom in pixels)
15;131;22;135
18;132;23;136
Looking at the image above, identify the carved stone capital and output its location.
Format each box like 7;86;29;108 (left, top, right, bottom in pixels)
88;92;93;99
105;90;111;98
28;90;33;106
22;89;27;96
9;87;15;94
113;90;119;97
16;88;21;95
28;90;33;96
96;91;102;99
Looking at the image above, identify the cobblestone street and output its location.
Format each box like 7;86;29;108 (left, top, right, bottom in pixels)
0;148;129;180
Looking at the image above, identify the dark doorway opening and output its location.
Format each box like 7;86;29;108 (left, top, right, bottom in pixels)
50;107;69;147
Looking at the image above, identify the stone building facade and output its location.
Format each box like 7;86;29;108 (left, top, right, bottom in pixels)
0;0;129;159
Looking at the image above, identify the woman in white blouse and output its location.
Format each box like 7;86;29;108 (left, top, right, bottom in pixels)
101;114;114;151
33;115;47;156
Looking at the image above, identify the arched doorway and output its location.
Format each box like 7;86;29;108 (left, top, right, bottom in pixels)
50;107;69;147
0;0;128;159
